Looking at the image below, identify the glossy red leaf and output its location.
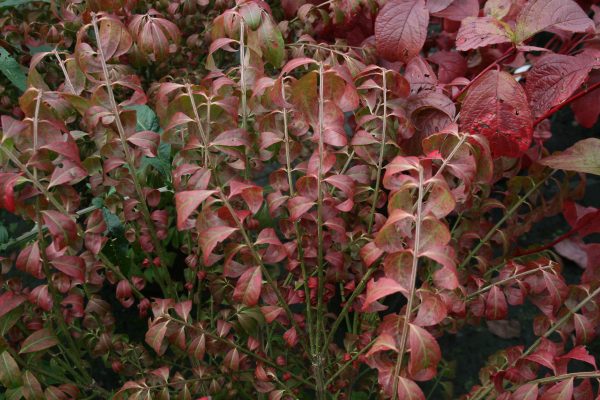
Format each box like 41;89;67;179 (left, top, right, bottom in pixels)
375;0;429;62
540;138;600;176
414;290;447;327
512;383;539;400
0;292;26;318
127;130;160;157
397;376;426;400
175;190;217;230
19;328;59;354
485;286;508;320
408;323;441;381
539;378;574;400
16;242;42;279
362;277;407;311
199;226;238;264
460;70;533;158
233;266;262;306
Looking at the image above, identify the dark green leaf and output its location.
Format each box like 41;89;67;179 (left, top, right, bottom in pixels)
0;48;27;92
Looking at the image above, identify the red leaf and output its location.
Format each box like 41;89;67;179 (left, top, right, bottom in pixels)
362;277;407;311
432;0;479;21
283;327;298;347
360;242;384;268
48;160;87;188
526;54;593;119
540;138;600;176
366;332;398;357
512;383;539;400
515;0;594;42
175;190;217;230
559;346;597;369
0;173;20;213
199;226;238;264
539;378;574;400
375;0;429;62
233;266;262;306
525;350;556;373
460;70;533;158
414;290;447;327
42;210;77;248
571;71;600;128
287;196;315;221
0;292;26;318
19;328;59;354
145;319;170;355
408;323;441;381
397;376;426;400
456;17;512;51
573;314;596;345
485;286;508;320
127;130;160;157
51;256;85;281
428;51;467;84
16;242;42;279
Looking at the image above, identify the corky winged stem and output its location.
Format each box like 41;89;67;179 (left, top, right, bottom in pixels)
367;68;388;233
90;13;174;297
469;284;600;400
391;167;424;400
459;170;555;270
314;62;327;398
281;77;316;356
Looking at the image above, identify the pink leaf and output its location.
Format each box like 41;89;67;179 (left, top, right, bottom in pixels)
485;286;508;320
0;292;26;318
512;383;539;400
539;378;574;400
414;290;447;327
19;329;59;354
375;0;429;62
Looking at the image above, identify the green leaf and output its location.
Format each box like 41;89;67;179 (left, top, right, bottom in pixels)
258;16;284;67
0;48;27;92
19;329;59;354
127;104;160;132
539;138;600;176
0;351;22;388
0;0;49;7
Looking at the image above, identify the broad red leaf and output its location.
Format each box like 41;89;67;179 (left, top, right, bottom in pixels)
233;266;262;306
0;173;20;213
19;329;59;354
127;130;160;157
98;17;133;60
571;71;600;128
362;277;407;311
456;17;512;51
188;333;206;360
360;242;384;268
287;196;315;221
485;286;508;320
48;160;87;188
199;226;238;264
145;319;170;355
539;138;600;176
539;378;574;400
460;70;533;158
432;0;479;21
414;290;447;327
397;376;426;400
51;256;85;281
525;350;556;373
559;346;597;369
408;323;441;381
0;292;26;318
366;332;398;357
428;51;467;84
375;0;429;62
515;0;594;42
42;210;77;248
512;383;539;400
175;190;217;230
16;242;42;279
573;314;595;345
526;54;593;119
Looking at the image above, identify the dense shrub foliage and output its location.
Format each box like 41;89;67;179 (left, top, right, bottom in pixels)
1;0;600;398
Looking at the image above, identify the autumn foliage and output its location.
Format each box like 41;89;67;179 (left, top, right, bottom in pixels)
1;0;600;399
